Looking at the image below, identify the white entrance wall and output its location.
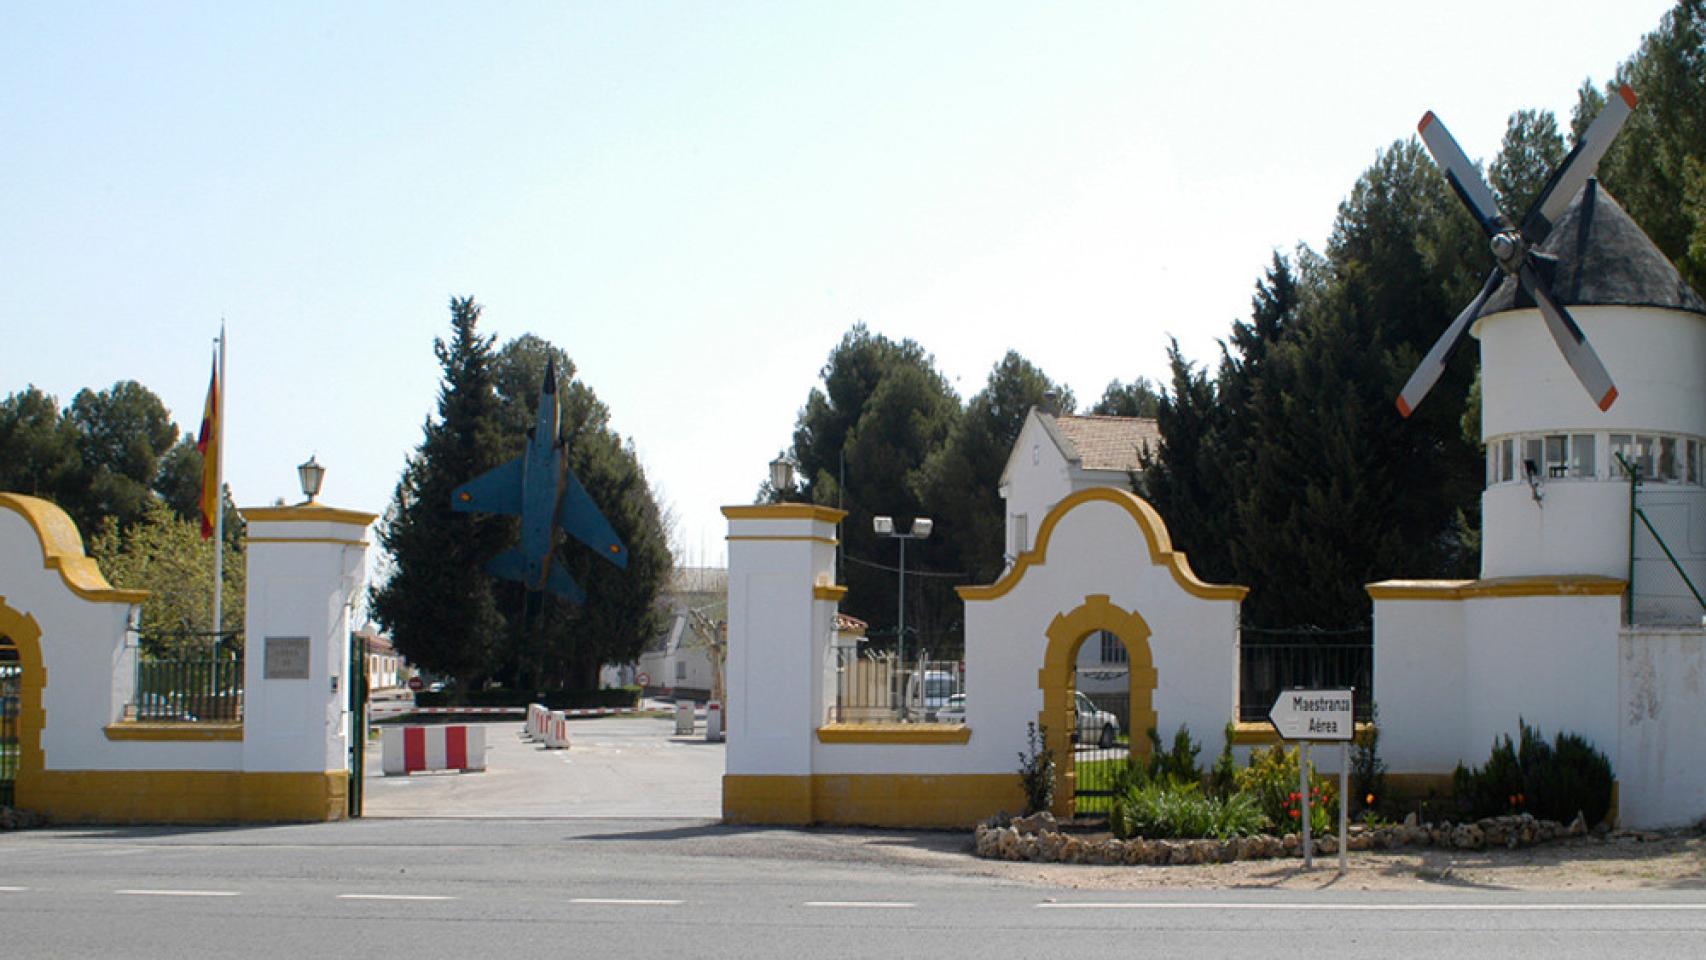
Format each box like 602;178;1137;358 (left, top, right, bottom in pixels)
722;488;1246;828
0;492;372;823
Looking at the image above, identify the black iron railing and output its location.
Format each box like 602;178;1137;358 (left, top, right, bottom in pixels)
1238;642;1373;722
133;655;244;722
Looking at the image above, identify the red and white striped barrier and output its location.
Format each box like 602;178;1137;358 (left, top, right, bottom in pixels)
381;724;488;775
543;710;571;749
523;703;549;740
409;706;527;716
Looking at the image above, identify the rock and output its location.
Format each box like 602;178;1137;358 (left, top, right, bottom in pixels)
1318;834;1338;855
1450;823;1485;850
1011;811;1059;835
1403;811;1418;828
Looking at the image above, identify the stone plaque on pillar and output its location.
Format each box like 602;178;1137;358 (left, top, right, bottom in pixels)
264;636;312;679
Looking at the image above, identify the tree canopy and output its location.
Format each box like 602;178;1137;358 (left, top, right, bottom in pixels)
371;298;671;691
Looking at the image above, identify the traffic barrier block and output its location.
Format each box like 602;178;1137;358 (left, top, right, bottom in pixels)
382;724;488;775
543;710;572;749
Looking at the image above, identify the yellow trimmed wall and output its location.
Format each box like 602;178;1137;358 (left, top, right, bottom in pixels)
24;770;348;824
724;773;1025;828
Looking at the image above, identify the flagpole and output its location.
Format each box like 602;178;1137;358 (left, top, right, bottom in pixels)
213;323;226;645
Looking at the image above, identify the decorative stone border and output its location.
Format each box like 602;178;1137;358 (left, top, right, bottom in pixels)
973;810;1591;866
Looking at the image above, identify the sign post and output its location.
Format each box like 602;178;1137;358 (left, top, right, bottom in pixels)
1268;688;1354;872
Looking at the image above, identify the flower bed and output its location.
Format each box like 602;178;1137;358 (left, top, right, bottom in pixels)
973;809;1590;866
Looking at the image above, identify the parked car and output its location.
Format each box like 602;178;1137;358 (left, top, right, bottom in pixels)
137;693;198;723
1074;691;1119;749
905;670;960;718
936;693;966;723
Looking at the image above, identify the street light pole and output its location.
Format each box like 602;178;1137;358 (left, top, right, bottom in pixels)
873;515;932;719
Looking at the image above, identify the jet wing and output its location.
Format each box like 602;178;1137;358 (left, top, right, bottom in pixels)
451;457;524;516
558;468;629;569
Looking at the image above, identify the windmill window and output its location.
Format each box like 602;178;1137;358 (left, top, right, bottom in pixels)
1523;438;1544;478
1570;434;1595;478
1660;437;1680;481
1689;441;1700;484
1544;435;1568;477
1611;434;1636;476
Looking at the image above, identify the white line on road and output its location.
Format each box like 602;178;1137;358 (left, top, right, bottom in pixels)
804;901;916;909
1037;902;1706;911
115;889;241;898
0;886;29;892
569;898;684;906
337;894;457;901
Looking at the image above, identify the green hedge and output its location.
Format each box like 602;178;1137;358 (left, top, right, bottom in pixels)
413;687;641;710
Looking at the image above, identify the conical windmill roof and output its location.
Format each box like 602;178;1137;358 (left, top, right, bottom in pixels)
1480;179;1706;319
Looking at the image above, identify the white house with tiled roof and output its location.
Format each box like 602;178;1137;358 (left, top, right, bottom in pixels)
999;407;1159;564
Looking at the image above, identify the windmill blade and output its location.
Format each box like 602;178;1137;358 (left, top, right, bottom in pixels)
1521;84;1636;244
1396;268;1504;418
1418;111;1507;237
1517;260;1618;411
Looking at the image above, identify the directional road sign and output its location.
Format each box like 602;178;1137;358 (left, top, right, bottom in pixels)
1268;689;1354;741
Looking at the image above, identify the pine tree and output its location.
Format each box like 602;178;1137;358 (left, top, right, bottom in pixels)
371;297;510;685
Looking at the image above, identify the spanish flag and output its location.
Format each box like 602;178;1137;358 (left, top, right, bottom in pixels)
196;354;220;540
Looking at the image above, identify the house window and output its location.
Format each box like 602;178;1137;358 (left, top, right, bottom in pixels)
1099;631;1127;664
1013;513;1029;556
674;660;686;681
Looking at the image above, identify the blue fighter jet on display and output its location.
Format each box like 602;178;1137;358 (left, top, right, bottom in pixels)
450;358;628;603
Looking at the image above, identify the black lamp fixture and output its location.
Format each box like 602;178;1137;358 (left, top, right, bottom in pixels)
769;454;796;502
298;454;326;504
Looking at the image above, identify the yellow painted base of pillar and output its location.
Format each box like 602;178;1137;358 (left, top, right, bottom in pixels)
724;773;1024;829
20;770;349;824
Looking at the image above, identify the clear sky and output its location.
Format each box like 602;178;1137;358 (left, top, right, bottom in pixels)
1;2;1676;569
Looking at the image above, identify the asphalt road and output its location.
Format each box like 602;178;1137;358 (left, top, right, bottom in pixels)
361;716;723;818
5;818;1706;959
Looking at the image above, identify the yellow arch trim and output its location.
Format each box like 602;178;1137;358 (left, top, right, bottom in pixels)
957;487;1248;603
0;598;47;794
1038;594;1159;819
0;494;148;604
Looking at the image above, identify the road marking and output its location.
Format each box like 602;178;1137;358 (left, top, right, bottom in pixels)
338;894;457;901
1037;902;1706;912
0;886;29;892
569;898;684;906
115;889;241;898
804;901;915;909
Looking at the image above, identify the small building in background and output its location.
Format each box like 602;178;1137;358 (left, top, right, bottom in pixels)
635;566;728;701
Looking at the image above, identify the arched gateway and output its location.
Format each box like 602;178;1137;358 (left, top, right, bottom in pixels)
722;487;1246;827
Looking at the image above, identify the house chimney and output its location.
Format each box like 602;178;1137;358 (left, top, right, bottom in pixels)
1041;390;1061;416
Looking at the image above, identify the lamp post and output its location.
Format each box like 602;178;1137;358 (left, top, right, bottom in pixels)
873;515;932;719
298;455;325;504
769;454;796;503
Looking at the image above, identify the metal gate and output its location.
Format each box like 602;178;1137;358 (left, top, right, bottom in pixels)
1071;682;1132;816
1;640;19;808
347;630;367;818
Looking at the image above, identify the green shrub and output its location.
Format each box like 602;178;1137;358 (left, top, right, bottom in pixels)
1234;744;1337;834
1110;781;1268;840
1144;724;1203;786
1454;719;1614;826
1351;702;1388;816
1017;722;1055;815
1206;722;1237;800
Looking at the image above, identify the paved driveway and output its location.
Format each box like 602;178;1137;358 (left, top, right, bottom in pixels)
362;716;724;818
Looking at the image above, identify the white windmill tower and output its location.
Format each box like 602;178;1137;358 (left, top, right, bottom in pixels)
1399;85;1706;622
1373;84;1706;830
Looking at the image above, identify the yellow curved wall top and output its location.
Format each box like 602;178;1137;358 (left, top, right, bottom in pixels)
0;493;148;605
1366;575;1626;601
956;486;1248;603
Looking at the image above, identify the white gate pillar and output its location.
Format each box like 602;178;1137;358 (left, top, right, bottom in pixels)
720;503;845;824
240;502;375;820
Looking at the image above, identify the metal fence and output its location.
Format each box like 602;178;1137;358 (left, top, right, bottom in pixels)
1;648;18;807
829;648;965;723
132;653;244;722
1238;642;1373;722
